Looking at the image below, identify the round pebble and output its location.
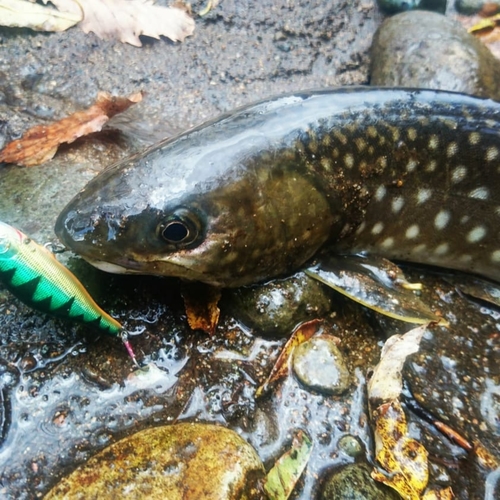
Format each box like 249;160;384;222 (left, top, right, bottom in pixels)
292;335;350;395
371;10;500;100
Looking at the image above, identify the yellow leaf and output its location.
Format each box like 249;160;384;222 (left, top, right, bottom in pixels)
371;401;429;500
468;14;500;33
0;0;81;31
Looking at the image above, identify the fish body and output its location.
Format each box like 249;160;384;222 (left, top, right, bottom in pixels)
55;87;500;287
0;221;121;335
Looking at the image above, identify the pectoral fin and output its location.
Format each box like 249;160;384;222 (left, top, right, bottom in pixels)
305;255;445;325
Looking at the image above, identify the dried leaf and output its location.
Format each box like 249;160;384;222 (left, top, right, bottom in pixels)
368;324;428;403
181;282;221;335
79;0;195;47
371;400;429;500
264;430;312;500
256;319;321;398
0;0;81;31
0;91;142;167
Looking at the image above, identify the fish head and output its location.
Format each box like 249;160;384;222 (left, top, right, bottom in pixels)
55;123;336;287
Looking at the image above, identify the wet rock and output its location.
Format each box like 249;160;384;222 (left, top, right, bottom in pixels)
337;435;364;458
456;0;500;15
377;0;446;14
370;10;500;100
223;272;332;337
319;464;400;500
292;335;350;395
44;423;265;500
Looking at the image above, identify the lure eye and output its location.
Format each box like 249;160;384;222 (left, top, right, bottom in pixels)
157;208;201;247
0;238;10;254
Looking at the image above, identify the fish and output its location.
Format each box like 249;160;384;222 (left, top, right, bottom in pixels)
0;221;122;334
55;87;500;291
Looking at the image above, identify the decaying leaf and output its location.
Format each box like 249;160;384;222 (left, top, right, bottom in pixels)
79;0;195;47
0;91;142;167
0;0;194;47
368;324;428;404
256;319;321;398
181;282;221;335
264;430;313;500
368;325;453;499
371;400;429;500
0;0;81;31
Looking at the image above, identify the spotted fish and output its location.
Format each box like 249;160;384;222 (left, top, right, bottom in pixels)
55;88;500;293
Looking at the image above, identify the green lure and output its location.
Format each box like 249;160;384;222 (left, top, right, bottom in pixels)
0;221;140;366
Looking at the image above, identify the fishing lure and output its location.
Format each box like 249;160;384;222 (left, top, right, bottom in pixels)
0;221;138;365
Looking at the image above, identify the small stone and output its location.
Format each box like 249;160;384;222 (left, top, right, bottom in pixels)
223;272;332;337
371;10;500;100
337;435;364;458
377;0;446;14
320;464;401;500
292;335;350;395
456;0;500;15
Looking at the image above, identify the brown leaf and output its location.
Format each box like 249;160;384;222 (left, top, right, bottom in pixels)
79;0;195;47
181;282;221;335
256;319;322;398
0;91;142;166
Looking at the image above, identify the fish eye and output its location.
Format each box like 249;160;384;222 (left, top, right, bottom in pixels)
157;208;201;247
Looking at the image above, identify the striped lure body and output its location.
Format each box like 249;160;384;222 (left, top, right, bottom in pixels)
0;221;121;335
55;87;500;288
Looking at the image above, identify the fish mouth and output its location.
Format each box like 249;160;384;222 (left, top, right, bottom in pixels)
84;258;144;275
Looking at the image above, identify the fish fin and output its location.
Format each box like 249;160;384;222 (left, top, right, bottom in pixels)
305;255;446;325
446;275;500;309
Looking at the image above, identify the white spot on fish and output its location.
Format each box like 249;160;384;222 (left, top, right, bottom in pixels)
412;243;427;254
468;132;480;145
416;188;432;205
429;135;439;150
344;153;354;169
491;250;500;262
486;146;499;162
406;159;417;172
381;237;395;249
447;142;458;157
375;185;386;202
372;222;384;235
407;128;417;141
460;215;470;224
434;210;450;230
468;187;489;200
392;196;404;214
467;226;487;243
405;224;419;239
434;243;449;255
451;166;467;184
459;254;472;263
425;160;437;172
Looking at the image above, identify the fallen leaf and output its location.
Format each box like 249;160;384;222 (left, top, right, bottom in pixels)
256;319;321;398
371;400;429;500
264;430;313;500
467;13;500;33
0;0;81;31
181;282;221;335
79;0;195;47
368;324;428;404
0;91;142;166
422;487;454;500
